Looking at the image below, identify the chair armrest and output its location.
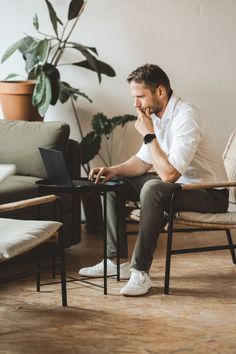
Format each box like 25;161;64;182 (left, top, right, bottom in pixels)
181;181;236;191
0;195;58;214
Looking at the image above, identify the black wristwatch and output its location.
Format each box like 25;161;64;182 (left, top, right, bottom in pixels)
144;134;156;144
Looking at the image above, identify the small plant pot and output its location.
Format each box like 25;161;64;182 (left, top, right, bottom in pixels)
0;80;43;121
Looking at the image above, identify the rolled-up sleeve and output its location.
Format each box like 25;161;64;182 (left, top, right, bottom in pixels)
168;109;203;175
136;143;153;164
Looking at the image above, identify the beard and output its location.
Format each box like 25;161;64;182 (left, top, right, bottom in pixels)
149;96;163;115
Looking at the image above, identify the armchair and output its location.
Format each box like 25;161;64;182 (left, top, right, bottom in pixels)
0;194;67;306
164;131;236;294
128;131;236;294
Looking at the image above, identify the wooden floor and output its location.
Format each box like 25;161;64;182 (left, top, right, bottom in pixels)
0;225;236;354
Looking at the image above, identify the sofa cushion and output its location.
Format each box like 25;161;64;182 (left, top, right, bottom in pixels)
0;218;62;261
0;120;70;178
0;175;40;203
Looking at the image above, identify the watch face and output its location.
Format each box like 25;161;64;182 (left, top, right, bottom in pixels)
144;134;156;144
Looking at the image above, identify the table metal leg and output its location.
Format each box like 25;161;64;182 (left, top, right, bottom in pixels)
103;191;107;295
116;192;120;281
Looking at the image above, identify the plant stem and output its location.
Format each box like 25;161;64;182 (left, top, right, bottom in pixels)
87;162;91;172
64;3;86;43
110;131;113;165
115;125;128;164
82;164;89;175
51;19;69;65
71;97;84;140
71;98;91;174
104;136;112;166
37;31;55;39
52;3;86;66
98;152;108;167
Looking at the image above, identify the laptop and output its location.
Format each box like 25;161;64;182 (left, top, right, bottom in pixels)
39;147;116;188
0;164;16;184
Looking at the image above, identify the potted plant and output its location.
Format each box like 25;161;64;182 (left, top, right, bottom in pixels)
0;0;115;120
79;112;136;233
80;112;136;173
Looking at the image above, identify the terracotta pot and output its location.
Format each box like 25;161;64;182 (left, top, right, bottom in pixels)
0;80;43;121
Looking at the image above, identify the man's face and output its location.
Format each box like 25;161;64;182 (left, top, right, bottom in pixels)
129;81;163;115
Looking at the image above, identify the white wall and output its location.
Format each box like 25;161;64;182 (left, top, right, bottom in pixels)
0;0;236;166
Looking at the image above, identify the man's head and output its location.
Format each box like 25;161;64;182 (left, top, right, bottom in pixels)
127;63;172;116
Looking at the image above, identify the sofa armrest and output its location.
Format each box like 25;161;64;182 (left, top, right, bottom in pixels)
0;195;58;213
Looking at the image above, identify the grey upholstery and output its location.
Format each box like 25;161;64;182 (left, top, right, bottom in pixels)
0;120;70;178
0;120;81;247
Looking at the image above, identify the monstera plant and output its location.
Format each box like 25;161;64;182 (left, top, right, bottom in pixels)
80;113;136;174
1;0;115;118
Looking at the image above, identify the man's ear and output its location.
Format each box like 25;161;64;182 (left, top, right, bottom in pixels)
156;86;167;99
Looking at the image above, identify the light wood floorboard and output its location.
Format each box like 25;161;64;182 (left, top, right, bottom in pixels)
0;226;235;354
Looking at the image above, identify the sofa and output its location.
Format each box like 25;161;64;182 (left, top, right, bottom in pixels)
0;120;81;247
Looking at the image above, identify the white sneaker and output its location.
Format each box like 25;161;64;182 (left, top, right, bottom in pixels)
120;269;152;296
78;259;130;280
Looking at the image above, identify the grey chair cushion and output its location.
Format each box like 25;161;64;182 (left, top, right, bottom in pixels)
176;202;236;225
0;218;62;261
130;203;236;225
0;120;70;178
176;210;236;224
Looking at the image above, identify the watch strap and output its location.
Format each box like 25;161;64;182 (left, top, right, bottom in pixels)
144;134;156;144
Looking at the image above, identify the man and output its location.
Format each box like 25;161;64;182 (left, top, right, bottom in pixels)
79;63;228;296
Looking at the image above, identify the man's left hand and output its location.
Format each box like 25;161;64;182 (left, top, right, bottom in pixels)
135;108;155;137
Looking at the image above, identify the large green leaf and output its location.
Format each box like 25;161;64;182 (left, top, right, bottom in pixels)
69;44;101;80
91;113;136;137
16;37;39;73
68;0;84;20
68;41;98;56
59;81;92;104
24;53;38;74
18;36;36;53
79;50;101;81
45;0;63;37
1;38;25;63
28;67;37;80
32;71;45;107
72;60;116;82
24;39;49;74
92;113;112;136
80;131;101;165
4;73;22;80
36;39;50;64
111;114;136;128
23;41;40;55
42;63;60;105
37;75;52;116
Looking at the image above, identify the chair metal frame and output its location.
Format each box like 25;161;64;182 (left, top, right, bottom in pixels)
0;195;67;306
164;181;236;294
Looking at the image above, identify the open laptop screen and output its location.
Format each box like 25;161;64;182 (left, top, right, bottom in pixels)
39;147;74;187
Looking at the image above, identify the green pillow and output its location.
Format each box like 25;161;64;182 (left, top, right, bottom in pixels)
0;120;70;178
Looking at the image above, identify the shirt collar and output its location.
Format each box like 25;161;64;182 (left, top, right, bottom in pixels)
151;92;180;125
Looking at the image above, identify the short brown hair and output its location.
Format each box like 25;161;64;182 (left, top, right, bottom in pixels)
127;63;172;96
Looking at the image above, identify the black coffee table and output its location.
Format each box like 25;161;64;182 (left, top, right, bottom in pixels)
37;178;124;294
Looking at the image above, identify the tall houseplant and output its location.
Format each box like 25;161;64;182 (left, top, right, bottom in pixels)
80;112;136;174
80;112;136;232
0;0;115;119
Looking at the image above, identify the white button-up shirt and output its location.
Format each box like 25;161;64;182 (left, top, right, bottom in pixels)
136;93;228;184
